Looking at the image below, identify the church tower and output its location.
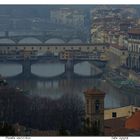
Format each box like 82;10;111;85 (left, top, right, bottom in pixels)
84;88;105;134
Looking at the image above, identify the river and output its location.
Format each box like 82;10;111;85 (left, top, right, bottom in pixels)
1;62;140;109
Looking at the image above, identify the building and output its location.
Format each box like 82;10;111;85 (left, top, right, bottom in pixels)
50;8;85;28
104;107;140;136
104;105;140;120
120;23;131;32
50;8;71;25
59;50;101;61
0;42;107;57
59;50;75;60
104;117;140;136
125;110;140;130
84;88;105;134
126;28;140;71
109;44;128;66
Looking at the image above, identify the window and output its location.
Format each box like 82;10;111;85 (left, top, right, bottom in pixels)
95;100;100;112
87;99;90;114
132;44;134;52
94;120;100;128
112;112;117;118
135;45;137;52
86;117;90;127
94;120;97;127
136;45;138;52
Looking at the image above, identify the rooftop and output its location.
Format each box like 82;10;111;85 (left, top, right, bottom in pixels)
84;87;105;96
111;44;127;50
111;128;140;136
128;28;140;34
104;117;140;136
125;110;140;130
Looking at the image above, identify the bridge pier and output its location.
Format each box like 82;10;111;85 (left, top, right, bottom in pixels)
22;59;31;79
64;60;74;78
65;60;74;72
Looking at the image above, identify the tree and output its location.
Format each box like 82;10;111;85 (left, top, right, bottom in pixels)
0;123;15;136
59;125;70;136
57;93;84;135
78;118;100;136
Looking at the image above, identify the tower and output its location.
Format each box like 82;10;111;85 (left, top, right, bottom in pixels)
84;88;105;134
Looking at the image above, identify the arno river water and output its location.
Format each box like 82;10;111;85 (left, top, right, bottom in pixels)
1;61;140;109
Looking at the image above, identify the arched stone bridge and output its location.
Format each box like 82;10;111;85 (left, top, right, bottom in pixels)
5;57;107;79
0;30;87;44
0;42;109;79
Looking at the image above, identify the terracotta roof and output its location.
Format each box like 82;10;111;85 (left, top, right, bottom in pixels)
120;23;130;26
125;110;140;130
112;128;140;136
105;117;126;130
111;44;127;50
84;88;105;96
104;117;140;136
128;28;140;34
104;117;125;136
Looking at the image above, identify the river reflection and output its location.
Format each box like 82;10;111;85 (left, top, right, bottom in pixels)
7;77;140;108
1;62;140;108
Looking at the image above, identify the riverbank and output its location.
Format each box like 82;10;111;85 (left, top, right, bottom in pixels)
103;69;140;94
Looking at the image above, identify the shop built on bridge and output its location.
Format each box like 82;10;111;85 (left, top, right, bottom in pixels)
0;43;109;79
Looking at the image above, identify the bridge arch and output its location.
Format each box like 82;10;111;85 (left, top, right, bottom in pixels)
0;63;22;77
45;38;65;44
31;63;65;78
0;38;16;44
18;37;42;44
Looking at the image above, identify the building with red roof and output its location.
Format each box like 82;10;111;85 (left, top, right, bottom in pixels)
125;110;140;130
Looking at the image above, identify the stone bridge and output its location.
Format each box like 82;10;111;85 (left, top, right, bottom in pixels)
0;30;87;43
6;58;107;79
0;42;109;79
